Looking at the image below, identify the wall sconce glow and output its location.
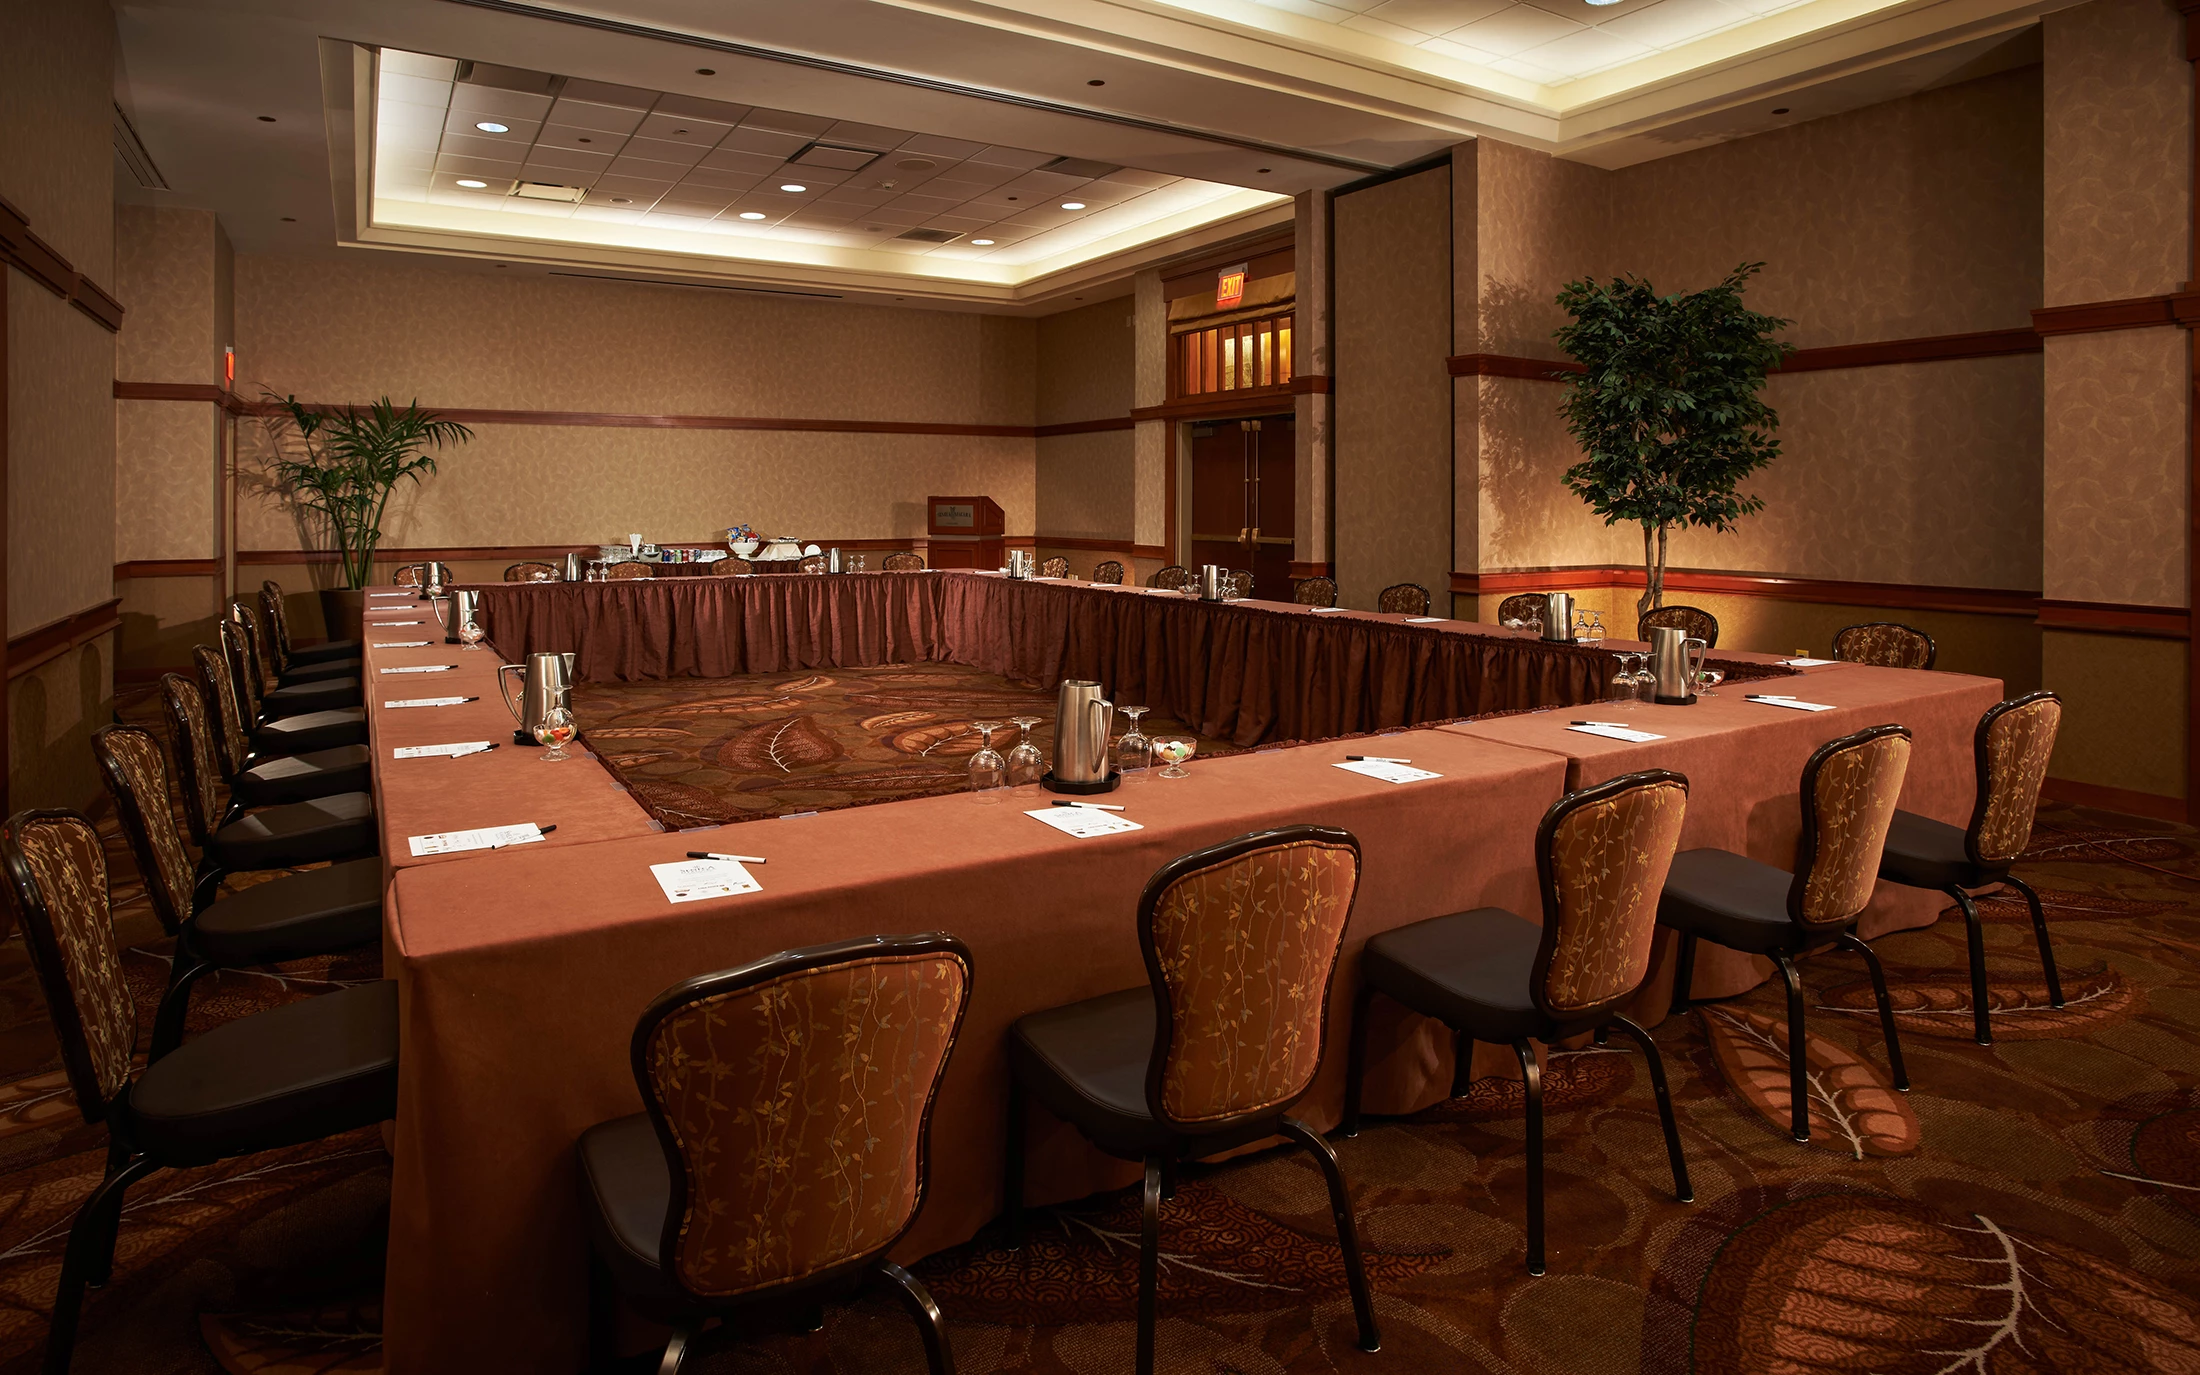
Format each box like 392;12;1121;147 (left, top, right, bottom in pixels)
737;211;768;220
779;183;807;193
970;238;995;245
455;178;489;188
474;121;510;133
1061;201;1086;210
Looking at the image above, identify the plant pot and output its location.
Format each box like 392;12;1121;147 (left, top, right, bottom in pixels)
319;588;365;643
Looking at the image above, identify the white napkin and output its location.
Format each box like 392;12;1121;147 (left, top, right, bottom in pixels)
1312;606;1348;613
393;741;495;759
1405;617;1444;623
372;640;433;648
1567;722;1664;743
366;619;425;626
1026;807;1144;838
384;697;472;708
651;857;761;904
380;664;456;674
407;822;544;856
1334;760;1441;784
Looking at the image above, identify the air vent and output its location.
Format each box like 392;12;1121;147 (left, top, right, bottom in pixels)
1041;156;1121;179
789;142;881;172
454;61;563;97
112;102;167;189
895;228;962;244
511;182;584;203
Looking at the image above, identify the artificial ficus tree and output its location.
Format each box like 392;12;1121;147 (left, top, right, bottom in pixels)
1553;263;1792;620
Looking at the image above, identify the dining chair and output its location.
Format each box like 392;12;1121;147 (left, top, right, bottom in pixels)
228;604;360;716
1227;570;1255;598
706;556;753;575
1637;604;1719;648
1150;564;1191;591
1039;555;1070;578
393;564;423;588
161;673;376;910
195;644;367;805
252;591;359;685
1659;725;1914;1142
258;580;359;664
0;809;397;1375
1496;592;1548;626
91;724;380;1059
605;562;653;581
1294;576;1338;608
1876;691;2062;1045
1090;559;1125;585
1833;622;1937;670
1342;771;1693;1276
883;552;926;571
1005;827;1381;1374
1378;583;1431;617
504;561;559;582
221;619;368;757
578;933;972;1375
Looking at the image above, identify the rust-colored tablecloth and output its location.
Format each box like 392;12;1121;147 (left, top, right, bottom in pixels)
1438;661;2003;1015
381;728;1568;1374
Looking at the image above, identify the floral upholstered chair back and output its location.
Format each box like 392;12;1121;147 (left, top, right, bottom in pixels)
194;645;252;780
505;561;559;582
227;601;278;693
0;812;136;1119
881;552;925;572
159;673;225;846
1531;773;1688;1025
1138;827;1361;1131
1637;604;1719;649
394;564;423;587
1090;560;1125;585
90;725;194;936
1227;570;1255;598
634;934;972;1301
1832;621;1936;670
1150;565;1191;592
1496;592;1546;626
708;557;753;575
1293;576;1338;608
1039;556;1070;579
605;562;653;581
257;587;294;661
1790;725;1913;928
1967;692;2061;866
1378;583;1431;617
219;618;264;723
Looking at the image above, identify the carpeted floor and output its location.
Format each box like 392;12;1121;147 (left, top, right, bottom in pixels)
0;690;2195;1372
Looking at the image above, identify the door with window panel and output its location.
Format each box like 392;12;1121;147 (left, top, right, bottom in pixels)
1188;414;1294;600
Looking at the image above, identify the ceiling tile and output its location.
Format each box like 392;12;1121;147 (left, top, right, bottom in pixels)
924;214;997;232
652;197;734;217
819;184;896;206
430;170;513;194
1252;0;1357;15
897;134;987;160
855;205;930;225
559;78;656;109
1445;4;1585;55
1340;12;1429;41
1519;25;1653;71
739;107;834;137
590;173;677;197
433;153;525;178
635;112;735;147
1418;35;1507;62
447;85;553;122
606;155;698;182
524;148;611;175
717;126;809;158
914;177;997;202
1485;53;1563;79
546;99;647;135
822;119;909;149
377;72;453;108
653;92;750;123
677;165;762;192
443;112;542;144
1593;0;1747;45
622;135;711;166
695;147;785;177
380;51;457;80
536;124;623;155
1094;168;1175;189
968;146;1052;170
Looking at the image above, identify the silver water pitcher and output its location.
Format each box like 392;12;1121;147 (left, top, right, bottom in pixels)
1048;679;1115;787
827;547;845;574
1649;626;1709;705
409;561;451;601
1541;591;1576;642
1199;565;1224;601
498;651;577;740
562;552;584;581
435;589;482;644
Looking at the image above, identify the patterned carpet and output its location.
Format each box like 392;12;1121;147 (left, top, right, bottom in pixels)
0;690;2193;1371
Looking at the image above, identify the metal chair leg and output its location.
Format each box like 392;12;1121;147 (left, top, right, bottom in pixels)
1342;984;1374;1138
1137;1157;1163;1375
45;1154;157;1374
1670;930;1698;1012
2006;875;2063;1007
1951;888;1993;1046
657;1321;700;1375
1770;953;1810;1142
1608;1016;1691;1203
877;1259;957;1375
1836;931;1908;1091
1279;1116;1380;1352
150;945;214;1063
1002;1075;1027;1249
1512;1039;1545;1276
1450;1031;1476;1098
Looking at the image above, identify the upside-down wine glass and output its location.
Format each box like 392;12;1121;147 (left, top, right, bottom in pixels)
967;723;1007;799
1007;715;1045;792
536;704;577;763
1153;736;1196;780
1117;705;1151;779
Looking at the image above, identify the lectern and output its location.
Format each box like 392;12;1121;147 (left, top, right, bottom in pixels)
925;496;1004;569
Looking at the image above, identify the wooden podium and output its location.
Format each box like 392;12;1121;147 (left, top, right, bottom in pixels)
925;496;1004;569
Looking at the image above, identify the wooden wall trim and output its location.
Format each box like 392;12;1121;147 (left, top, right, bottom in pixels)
114;381;228;404
1288;560;1333;579
2032;291;2200;336
1448;353;1582;380
1032;535;1168;560
2040;776;2189;822
1130;387;1307;423
1034;416;1136;438
1450;564;2046;619
2037;598;2191;638
115;559;221;579
1449;327;2046;383
0;194;124;334
7;599;121;681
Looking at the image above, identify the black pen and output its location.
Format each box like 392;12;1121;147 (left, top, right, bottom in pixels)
1346;755;1410;763
1570;720;1630;727
537;824;557;836
1052;800;1126;811
687;850;768;863
449;742;499;758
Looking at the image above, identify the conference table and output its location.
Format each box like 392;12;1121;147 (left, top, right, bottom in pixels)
363;571;2002;1374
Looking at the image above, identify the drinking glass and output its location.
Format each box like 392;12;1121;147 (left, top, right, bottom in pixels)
1632;654;1658;703
535;705;577;763
1153;737;1196;779
457;619;487;653
1586;610;1606;646
1117;706;1151;779
967;722;1007;798
1608;653;1639;705
1695;665;1726;698
1007;715;1045;791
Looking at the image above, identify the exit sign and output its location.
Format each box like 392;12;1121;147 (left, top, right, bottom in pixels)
1216;263;1247;308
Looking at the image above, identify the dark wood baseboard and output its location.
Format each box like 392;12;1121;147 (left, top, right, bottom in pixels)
2041;776;2188;823
2037;599;2191;638
115;559;221;579
8;599;121;680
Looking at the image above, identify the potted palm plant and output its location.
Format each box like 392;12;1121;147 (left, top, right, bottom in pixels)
257;396;473;639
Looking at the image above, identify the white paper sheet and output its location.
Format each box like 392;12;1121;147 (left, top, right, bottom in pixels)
1334;759;1442;784
1312;606;1348;613
372;641;433;648
365;619;425;625
1782;658;1838;667
407;822;544;856
650;857;762;903
1746;696;1837;712
380;665;456;674
1566;723;1665;743
393;741;496;759
384;697;473;708
1405;617;1444;623
1026;806;1145;838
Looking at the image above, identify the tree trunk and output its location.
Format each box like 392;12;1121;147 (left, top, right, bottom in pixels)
1656;524;1669;613
1637;524;1659;620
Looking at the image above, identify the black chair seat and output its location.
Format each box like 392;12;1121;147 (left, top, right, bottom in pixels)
1879;809;2000;891
1656;848;1799;953
277;656;361;686
234;745;371;807
194;857;381;966
251;709;368;755
288;638;362;664
209;792;376;871
130;979;398;1165
1010;986;1176;1156
1360;907;1545;1042
578;1112;682;1306
259;677;362;718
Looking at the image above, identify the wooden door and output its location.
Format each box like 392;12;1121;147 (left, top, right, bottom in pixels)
1187;414;1294;599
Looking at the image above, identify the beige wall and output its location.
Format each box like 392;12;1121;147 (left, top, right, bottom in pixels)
1035;296;1136;547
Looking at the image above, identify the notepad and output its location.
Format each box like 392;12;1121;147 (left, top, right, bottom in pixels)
407;822;544;856
1406;617;1444;623
1026;806;1144;838
1334;759;1442;784
365;619;425;625
1747;696;1837;712
373;641;433;648
384;697;471;708
1567;723;1665;743
650;857;761;904
393;741;495;759
1782;658;1838;667
380;665;455;674
1312;606;1348;613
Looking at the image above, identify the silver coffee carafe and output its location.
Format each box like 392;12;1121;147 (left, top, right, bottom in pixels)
498;651;578;739
562;552;584;581
408;561;452;601
1541;591;1576;642
1649;626;1709;705
436;589;481;644
828;547;845;574
1048;679;1115;787
1199;565;1224;601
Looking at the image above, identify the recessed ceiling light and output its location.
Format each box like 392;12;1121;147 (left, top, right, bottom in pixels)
609;196;633;205
577;136;592;144
280;216;296;222
695;68;716;75
971;238;995;245
1772;107;1791;114
475;121;510;133
456;179;489;188
1061;201;1086;210
780;183;807;193
1257;167;1272;174
1088;79;1106;86
738;211;767;220
256;115;275;122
